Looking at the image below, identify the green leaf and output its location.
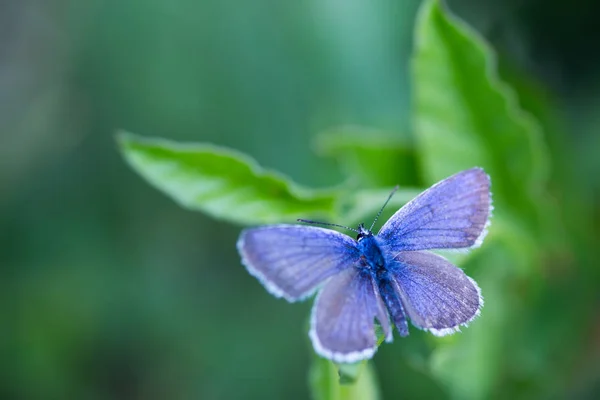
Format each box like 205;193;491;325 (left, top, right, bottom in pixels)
410;2;559;398
309;358;380;400
314;126;418;187
117;132;339;225
411;0;550;227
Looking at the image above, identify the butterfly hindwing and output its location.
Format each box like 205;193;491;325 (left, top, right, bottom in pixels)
378;168;491;252
310;267;391;363
388;251;483;336
237;225;360;302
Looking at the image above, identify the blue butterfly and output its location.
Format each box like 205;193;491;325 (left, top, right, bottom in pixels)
237;168;491;363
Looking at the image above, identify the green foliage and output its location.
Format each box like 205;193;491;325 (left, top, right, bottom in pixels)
410;2;578;399
5;0;599;399
114;0;593;399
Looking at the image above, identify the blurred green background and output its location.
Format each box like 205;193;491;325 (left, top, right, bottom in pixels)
2;0;599;399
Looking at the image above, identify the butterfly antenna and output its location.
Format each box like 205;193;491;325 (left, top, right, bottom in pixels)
369;185;399;231
297;219;359;233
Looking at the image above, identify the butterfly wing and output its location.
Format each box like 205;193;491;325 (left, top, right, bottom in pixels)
237;225;360;302
378;168;491;252
388;251;482;336
310;267;391;363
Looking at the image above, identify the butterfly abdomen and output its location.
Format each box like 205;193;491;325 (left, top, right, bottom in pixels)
377;278;410;337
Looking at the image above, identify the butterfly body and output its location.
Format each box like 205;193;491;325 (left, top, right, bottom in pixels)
356;230;413;338
237;168;491;363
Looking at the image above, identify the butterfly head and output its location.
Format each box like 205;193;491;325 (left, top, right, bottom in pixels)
356;223;373;241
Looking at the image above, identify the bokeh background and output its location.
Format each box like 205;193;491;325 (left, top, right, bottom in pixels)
2;0;599;399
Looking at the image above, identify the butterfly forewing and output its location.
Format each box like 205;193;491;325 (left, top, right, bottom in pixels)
389;251;482;336
310;267;391;363
378;168;491;251
237;225;360;302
